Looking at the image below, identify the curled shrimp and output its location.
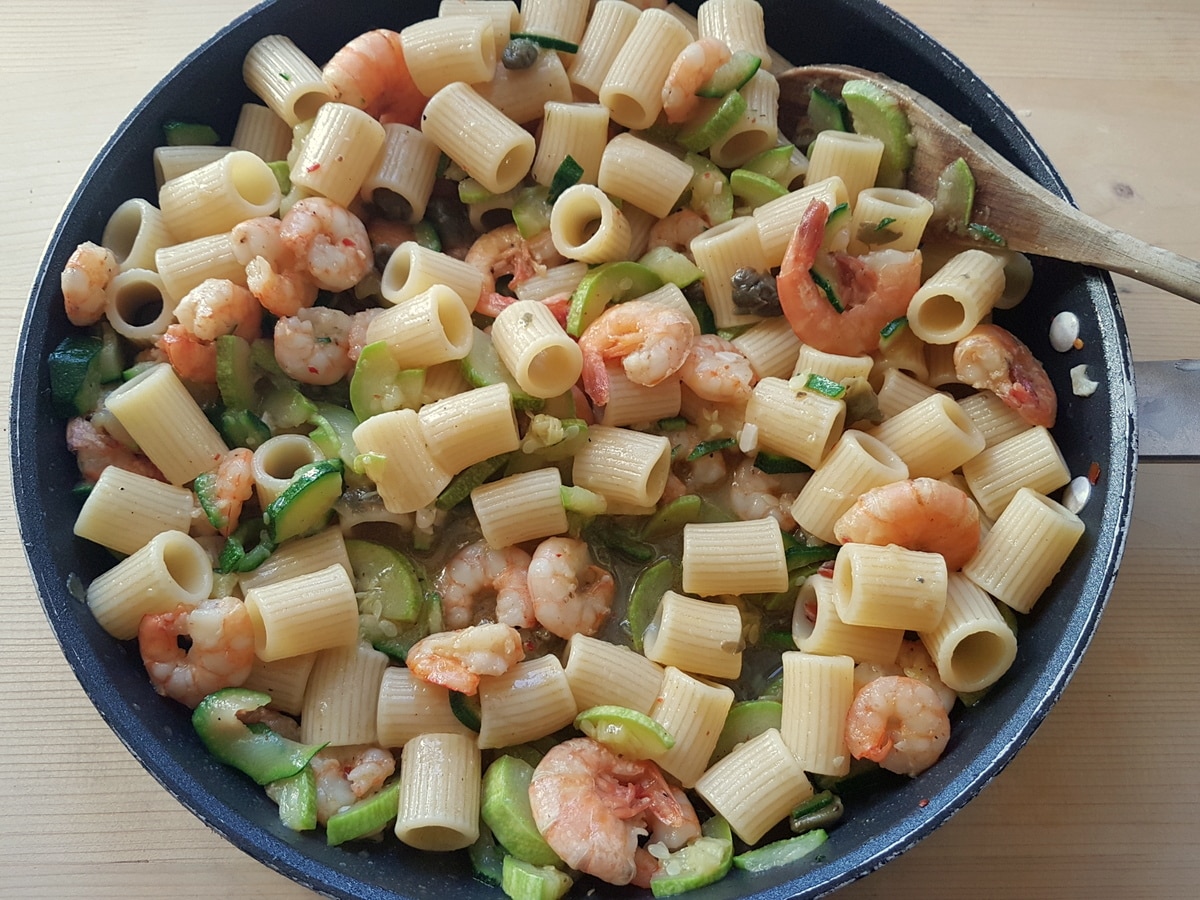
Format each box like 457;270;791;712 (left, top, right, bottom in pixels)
833;477;981;571
844;674;951;776
233;216;321;316
306;745;397;824
159;325;219;383
435;540;534;630
201;448;256;537
527;537;616;640
66;416;164;483
778;199;923;357
405;622;526;695
465;223;547;308
347;307;384;363
661;38;731;124
322;28;425;126
728;457;807;529
231;216;285;267
677;333;756;404
529;737;689;886
137;597;256;708
646;209;709;256
954;323;1057;428
273;306;354;385
896;639;957;713
578;299;695;406
280;197;373;293
61;241;119;326
159;279;263;383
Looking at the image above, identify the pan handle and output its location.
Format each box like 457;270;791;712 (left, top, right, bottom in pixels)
1134;359;1200;462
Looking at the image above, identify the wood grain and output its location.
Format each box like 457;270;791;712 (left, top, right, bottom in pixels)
0;2;1196;898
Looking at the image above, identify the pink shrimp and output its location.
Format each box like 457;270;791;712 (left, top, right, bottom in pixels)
405;622;526;695
844;675;951;776
138;597;256;708
475;291;572;328
834;477;981;571
199;448;256;537
61;241;118;326
778;199;923;357
435;540;534;630
279;197;373;293
578;298;695;406
954;323;1058;428
158;278;262;383
661;38;732;124
677;333;756;404
646;209;709;256
466;223;546;308
321;28;426;126
66;416;164;484
527;537;615;640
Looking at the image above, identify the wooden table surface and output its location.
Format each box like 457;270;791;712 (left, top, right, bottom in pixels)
2;1;1198;897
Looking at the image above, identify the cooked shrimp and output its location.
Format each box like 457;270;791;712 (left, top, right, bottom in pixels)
201;448;255;537
322;28;425;126
677;333;756;404
833;477;981;571
347;307;384;363
307;745;397;824
728;457;807;529
529;737;688;886
648;787;701;851
896;639;957;713
273;306;354;385
174;278;262;343
646;209;708;256
280;197;373;292
664;424;729;499
61;241;119;326
778;199;923;356
661;38;731;124
844;674;951;776
527;537;615;639
465;223;546;307
435;541;534;630
231;216;285;267
159;324;219;383
578;299;695;406
66;416;164;483
954;323;1057;428
245;255;320;317
138;597;255;708
405;622;526;695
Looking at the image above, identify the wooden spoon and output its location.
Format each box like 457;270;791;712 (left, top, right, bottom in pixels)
776;64;1200;304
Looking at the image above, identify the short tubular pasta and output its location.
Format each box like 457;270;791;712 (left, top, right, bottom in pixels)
681;518;788;596
243;563;360;661
421;81;535;194
907;249;1006;344
870;321;929;389
650;666;735;788
230;102;293;162
531;102;609;187
689;216;769;329
847;187;934;255
360;124;441;224
365;283;475;368
237;525;352;594
395;732;481;851
642;590;743;680
874;368;939;420
101;198;172;272
475;50;573;125
791;573;905;664
567;0;640;98
437;0;519;49
376;666;473;747
153;145;233;188
956;390;1032;449
85;531;213;640
240;652;317;717
707;69;780;169
549;184;631;263
868;392;985;479
470;467;568;548
833;542;948;632
380;241;484;309
400;16;496;96
599;8;692;130
490;299;583;398
250;434;326;507
570;424;672;508
744;376;846;469
159;150;281;243
299;641;390;746
920;573;1018;693
731;316;803;380
753;176;849;268
961;425;1072;520
103;363;229;485
805;131;884;206
242;34;334;126
519;0;589;44
289;102;387;207
478;655;578;749
963;487;1085;613
697;0;773;70
73;466;194;556
562;634;665;714
696;728;813;845
155;232;247;304
353;409;453;514
780;651;855;776
597;133;693;219
105;269;174;345
792;343;874;385
596;361;682;428
417;382;520;474
790;429;909;545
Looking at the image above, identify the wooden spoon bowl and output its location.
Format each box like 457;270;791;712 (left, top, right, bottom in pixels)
777;64;1200;304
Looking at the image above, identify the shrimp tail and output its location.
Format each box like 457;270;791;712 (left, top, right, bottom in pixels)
778;199;829;332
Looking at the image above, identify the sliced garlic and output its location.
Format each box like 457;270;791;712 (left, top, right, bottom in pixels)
1049;311;1080;352
1070;364;1099;397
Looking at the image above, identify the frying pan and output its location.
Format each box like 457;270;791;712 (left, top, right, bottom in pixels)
8;1;1137;898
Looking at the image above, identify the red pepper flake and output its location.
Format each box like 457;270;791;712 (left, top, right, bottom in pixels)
308;366;319;374
305;163;321;173
918;798;929;808
1073;338;1085;350
1087;461;1102;484
341;237;356;246
524;640;536;652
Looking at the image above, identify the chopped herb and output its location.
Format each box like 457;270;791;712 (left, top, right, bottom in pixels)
876;216;897;230
509;31;579;53
967;222;1007;246
688;437;737;461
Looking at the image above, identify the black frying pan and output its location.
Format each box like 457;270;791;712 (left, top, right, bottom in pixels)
9;1;1136;897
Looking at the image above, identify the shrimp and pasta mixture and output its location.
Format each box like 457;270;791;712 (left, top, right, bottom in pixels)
52;0;1089;893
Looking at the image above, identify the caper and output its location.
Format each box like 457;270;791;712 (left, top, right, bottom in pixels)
501;38;540;70
730;266;782;316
